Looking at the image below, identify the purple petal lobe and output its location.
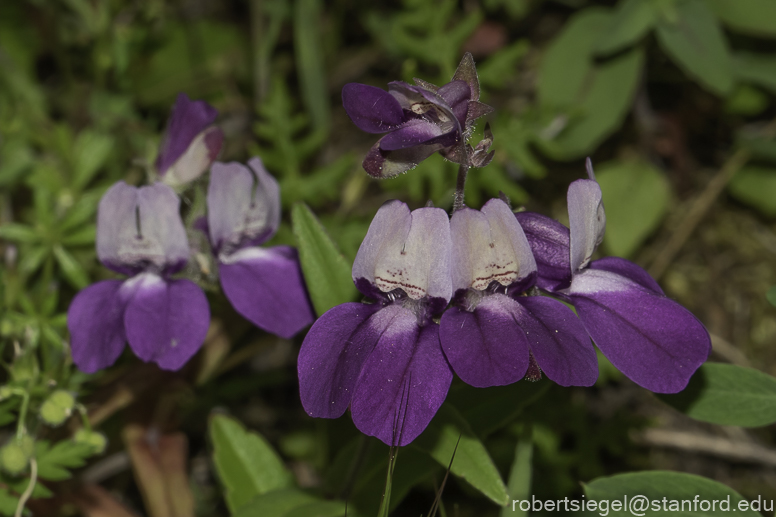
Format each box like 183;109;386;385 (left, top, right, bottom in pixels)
379;120;445;151
387;82;460;135
342;83;405;134
124;273;210;371
362;139;443;178
156;93;218;175
514;212;571;291
67;280;129;373
297;302;387;418
162;126;223;187
352;201;452;302
568;178;606;274
207;158;280;254
219;246;314;338
514;296;598;387
351;307;452;446
450;199;536;293
589;256;663;294
437;80;471;127
440;294;530;387
97;182;189;275
569;268;711;393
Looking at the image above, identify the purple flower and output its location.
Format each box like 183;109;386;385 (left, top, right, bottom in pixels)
342;53;494;178
297;201;453;446
156;93;224;187
206;158;314;338
516;160;711;393
439;199;597;388
67;182;210;373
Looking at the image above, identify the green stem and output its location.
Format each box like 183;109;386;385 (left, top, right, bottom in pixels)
16;389;30;440
452;163;469;212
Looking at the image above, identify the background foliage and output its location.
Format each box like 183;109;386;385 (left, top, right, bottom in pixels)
2;0;776;515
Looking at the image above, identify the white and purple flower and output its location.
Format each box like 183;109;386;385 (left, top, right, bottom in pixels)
297;201;453;446
516;160;712;393
156;93;223;187
67;182;210;373
342;53;494;178
206;158;314;339
439;198;598;388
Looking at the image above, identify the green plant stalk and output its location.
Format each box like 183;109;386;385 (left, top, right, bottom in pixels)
453;163;469;212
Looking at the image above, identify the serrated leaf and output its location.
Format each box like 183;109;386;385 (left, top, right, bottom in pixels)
291;203;357;316
658;362;776;427
655;0;733;96
412;403;509;506
72;131;114;190
584;471;759;515
733;52;776;94
52;246;89;289
540;47;644;160
60;189;103;232
0;224;38;244
232;489;317;517
210;414;293;514
706;0;776;37
597;159;671;257
35;440;94;481
728;166;776;217
595;0;656;55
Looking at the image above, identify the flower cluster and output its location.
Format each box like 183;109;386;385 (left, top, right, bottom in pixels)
68;95;313;373
298;160;711;446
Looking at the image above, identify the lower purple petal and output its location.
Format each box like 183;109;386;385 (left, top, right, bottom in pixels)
440;294;530;388
124;274;210;371
514;296;598;387
297;302;383;419
67;280;129;373
351;306;452;446
362;138;443;178
219;246;314;338
569;269;711;393
379;120;445;151
589;256;663;294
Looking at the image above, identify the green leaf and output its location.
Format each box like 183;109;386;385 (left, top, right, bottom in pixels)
655;0;733;96
35;440;94;481
658;362;776;427
706;0;776;37
210;414;293;514
500;425;533;517
767;286;776;307
477;40;530;89
595;0;656;55
539;47;644;160
60;225;96;247
538;8;611;109
72;131;114;190
0;487;18;516
733;52;776;94
597;159;671;258
52;246;89;289
728;166;776;217
284;501;347;517
724;85;769;116
294;0;329;131
0;224;38;244
584;471;759;515
232;488;317;517
412;403;509;506
291;203;357;316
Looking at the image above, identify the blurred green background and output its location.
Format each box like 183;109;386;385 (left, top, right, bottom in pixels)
2;0;776;515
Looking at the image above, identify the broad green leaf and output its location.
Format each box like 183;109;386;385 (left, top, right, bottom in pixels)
35;440;94;481
584;471;759;515
540;47;644;160
52;246;89;289
210;414;293;513
724;85;769;116
294;0;329;131
291;203;357;316
412;403;509;506
728;166;776;217
0;224;38;244
285;501;348;517
595;0;656;55
500;425;533;517
538;8;611;109
232;488;317;517
655;0;733;96
733;52;776;94
658;362;776;427
596;159;671;258
706;0;776;37
72;131;114;190
0;487;18;516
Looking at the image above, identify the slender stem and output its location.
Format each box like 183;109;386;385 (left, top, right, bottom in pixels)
452;163;469;212
15;459;36;517
16;390;30;440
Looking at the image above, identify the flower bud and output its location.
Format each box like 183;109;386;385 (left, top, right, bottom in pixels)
0;436;34;475
74;429;107;455
39;390;75;427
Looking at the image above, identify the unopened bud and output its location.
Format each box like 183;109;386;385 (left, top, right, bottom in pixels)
40;390;75;427
74;429;107;455
0;436;34;475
